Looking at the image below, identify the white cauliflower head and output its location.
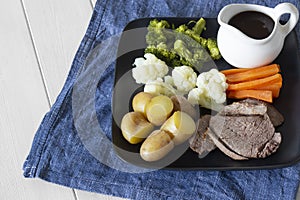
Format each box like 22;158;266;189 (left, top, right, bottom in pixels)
188;68;228;110
172;65;197;94
132;53;169;84
144;78;177;97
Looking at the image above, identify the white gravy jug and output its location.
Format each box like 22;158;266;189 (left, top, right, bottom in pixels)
217;3;299;68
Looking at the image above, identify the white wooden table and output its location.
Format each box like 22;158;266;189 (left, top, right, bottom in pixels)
1;1;299;199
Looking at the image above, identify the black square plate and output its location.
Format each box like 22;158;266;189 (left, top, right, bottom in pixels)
112;18;300;170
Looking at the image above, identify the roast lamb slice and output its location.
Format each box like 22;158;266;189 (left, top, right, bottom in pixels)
240;98;284;127
189;115;216;157
257;132;282;158
206;128;248;160
219;100;267;116
189;99;283;160
210;113;276;158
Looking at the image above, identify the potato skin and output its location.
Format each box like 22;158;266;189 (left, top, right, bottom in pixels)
140;130;174;162
121;112;154;144
171;95;197;119
161;111;196;145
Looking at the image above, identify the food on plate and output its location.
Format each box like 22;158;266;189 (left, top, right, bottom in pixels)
189;115;216;158
206;129;248;160
144;18;221;70
222;64;283;102
171;65;197;94
255;82;281;98
220;68;251;76
132;92;154;116
189;99;284;160
171;95;197;119
146;95;174;126
161;111;196;145
241;98;284;127
228;89;273;103
131;53;226;109
143;79;177;97
227;73;282;91
188;68;228;110
132;53;169;84
120;112;154;144
224;64;280;83
140;130;175;162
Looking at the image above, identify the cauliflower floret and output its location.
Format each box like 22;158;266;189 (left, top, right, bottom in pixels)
172;65;197;94
164;75;174;86
188;68;228;110
144;78;177;97
132;53;169;84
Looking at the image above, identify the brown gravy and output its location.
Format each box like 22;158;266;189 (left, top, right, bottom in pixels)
228;11;275;39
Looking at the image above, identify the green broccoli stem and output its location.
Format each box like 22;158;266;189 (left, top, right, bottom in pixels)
192;18;206;35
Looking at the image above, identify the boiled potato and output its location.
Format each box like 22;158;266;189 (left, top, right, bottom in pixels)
121;112;154;144
146;95;173;126
140;130;174;162
161;111;196;145
132;92;154;116
171;95;197;119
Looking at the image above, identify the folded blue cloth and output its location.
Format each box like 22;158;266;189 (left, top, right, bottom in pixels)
23;0;300;199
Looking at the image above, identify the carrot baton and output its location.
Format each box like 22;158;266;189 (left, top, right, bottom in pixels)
227;73;282;91
225;64;280;83
255;82;282;98
220;68;251;76
228;90;273;103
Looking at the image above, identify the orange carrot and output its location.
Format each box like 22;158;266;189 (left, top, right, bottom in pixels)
227;73;282;91
221;68;251;76
228;90;273;103
255;82;282;98
225;64;280;83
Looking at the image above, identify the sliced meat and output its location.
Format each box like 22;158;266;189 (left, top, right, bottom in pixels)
257;132;282;158
219;100;267;116
206;128;248;160
240;98;284;126
210;111;276;158
265;104;284;127
189;115;216;157
189;99;283;160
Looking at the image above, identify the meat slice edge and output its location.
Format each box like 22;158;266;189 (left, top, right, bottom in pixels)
206;128;248;160
240;98;284;127
257;132;282;158
219;100;267;116
209;113;275;158
189;115;216;158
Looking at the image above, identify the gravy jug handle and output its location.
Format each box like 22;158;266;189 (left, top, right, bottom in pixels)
274;3;299;37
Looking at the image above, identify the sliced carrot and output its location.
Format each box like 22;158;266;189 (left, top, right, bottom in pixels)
227;73;282;91
228;90;273;103
221;68;251;76
255;82;282;98
225;64;280;83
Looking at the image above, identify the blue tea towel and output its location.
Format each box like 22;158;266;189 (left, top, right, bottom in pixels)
23;0;300;199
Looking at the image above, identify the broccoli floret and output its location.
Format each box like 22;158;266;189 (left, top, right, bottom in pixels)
175;24;188;33
148;19;170;29
207;38;221;60
192;18;206;35
145;44;181;67
173;40;193;62
146;31;167;45
145;18;222;71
